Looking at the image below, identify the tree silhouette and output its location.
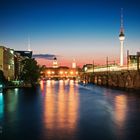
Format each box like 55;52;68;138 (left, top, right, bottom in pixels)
0;70;6;85
20;58;41;85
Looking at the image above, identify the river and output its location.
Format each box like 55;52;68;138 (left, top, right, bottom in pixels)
1;80;140;140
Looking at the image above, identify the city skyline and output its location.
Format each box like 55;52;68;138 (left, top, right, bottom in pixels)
0;0;140;67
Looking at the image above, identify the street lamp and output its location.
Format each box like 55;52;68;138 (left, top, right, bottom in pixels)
84;66;87;72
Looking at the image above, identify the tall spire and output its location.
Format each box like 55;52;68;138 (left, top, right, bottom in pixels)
120;8;124;36
28;36;31;51
121;8;123;29
119;8;125;67
72;58;76;68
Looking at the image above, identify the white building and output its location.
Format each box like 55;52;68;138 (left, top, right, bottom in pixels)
72;59;76;69
53;57;58;68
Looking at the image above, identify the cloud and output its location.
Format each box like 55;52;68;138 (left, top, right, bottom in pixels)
33;54;56;60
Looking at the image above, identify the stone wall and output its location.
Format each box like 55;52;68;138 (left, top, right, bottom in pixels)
82;70;140;90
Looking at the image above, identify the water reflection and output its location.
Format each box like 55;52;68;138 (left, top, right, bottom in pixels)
40;80;44;91
5;89;19;113
0;93;4;119
115;95;127;127
113;94;127;139
2;82;140;140
43;80;79;139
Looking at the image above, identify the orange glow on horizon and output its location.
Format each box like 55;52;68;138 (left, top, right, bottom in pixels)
35;57;113;68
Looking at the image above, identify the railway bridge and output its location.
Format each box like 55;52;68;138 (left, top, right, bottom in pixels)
81;69;140;90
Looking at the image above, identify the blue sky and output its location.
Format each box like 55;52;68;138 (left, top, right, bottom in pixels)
0;0;140;66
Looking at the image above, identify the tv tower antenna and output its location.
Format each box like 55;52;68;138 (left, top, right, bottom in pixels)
28;36;31;51
120;8;124;34
119;8;125;67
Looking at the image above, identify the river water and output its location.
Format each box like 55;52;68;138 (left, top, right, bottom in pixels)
1;80;140;140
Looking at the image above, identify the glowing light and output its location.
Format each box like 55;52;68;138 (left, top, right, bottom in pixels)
47;71;51;74
70;71;73;75
40;80;44;91
115;95;127;128
84;67;87;72
0;93;4;118
64;79;69;85
8;65;10;70
76;71;78;75
51;80;55;85
70;80;74;85
43;79;79;133
51;71;55;74
72;62;76;68
10;50;14;54
85;65;138;73
65;71;68;74
59;80;64;83
59;71;63;75
14;88;19;95
46;80;51;87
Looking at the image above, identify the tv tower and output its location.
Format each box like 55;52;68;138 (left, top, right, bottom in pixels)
119;8;125;66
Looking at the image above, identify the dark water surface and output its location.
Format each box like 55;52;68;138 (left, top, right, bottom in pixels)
1;80;140;140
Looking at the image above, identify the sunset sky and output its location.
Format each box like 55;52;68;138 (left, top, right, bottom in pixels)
0;0;140;67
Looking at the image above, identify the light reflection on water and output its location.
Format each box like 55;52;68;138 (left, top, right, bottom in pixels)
115;95;127;127
0;93;4;119
43;80;79;138
1;81;140;140
5;89;18;113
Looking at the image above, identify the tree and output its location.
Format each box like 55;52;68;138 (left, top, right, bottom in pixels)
20;58;41;85
0;70;6;85
39;65;47;79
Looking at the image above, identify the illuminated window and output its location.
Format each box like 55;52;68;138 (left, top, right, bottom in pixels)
10;50;14;54
70;71;73;75
84;67;87;72
8;65;10;69
47;71;51;74
59;71;63;74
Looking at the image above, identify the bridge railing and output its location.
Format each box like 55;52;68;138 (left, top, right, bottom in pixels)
86;65;138;73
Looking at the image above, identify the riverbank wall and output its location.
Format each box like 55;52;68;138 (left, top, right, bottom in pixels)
81;70;140;91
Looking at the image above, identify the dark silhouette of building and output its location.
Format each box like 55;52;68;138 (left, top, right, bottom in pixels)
15;51;32;58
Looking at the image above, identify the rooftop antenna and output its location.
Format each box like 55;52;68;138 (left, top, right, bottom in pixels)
120;8;124;34
28;36;31;51
119;8;125;67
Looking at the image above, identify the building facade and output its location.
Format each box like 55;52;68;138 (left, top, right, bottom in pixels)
0;46;15;80
14;50;33;80
44;58;80;80
0;46;33;81
15;51;32;58
128;52;140;70
45;66;79;80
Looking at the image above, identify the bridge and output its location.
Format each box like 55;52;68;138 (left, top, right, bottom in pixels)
81;65;140;90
